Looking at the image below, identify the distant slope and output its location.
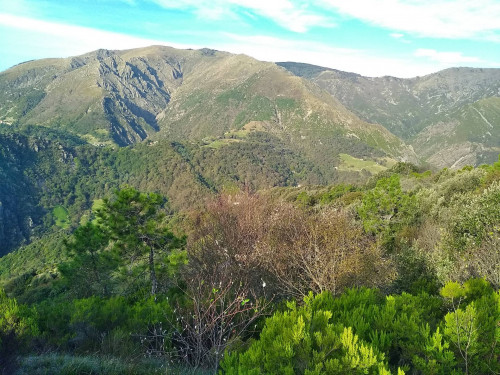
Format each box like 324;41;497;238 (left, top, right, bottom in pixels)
413;97;500;168
279;62;500;168
155;53;417;169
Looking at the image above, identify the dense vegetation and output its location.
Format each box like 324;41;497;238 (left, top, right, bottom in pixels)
1;148;499;374
1;122;395;256
0;125;332;255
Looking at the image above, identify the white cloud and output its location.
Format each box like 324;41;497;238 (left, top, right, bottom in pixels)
414;48;482;64
151;0;332;32
0;13;195;62
216;33;443;77
231;0;332;32
0;13;492;78
390;33;411;44
0;0;35;16
147;0;500;40
320;0;500;40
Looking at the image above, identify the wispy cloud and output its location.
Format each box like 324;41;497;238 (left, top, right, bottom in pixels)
147;0;500;40
217;33;442;77
0;13;193;59
414;49;482;65
390;33;405;39
1;0;35;16
0;10;495;77
320;0;500;40
389;32;411;44
151;0;333;32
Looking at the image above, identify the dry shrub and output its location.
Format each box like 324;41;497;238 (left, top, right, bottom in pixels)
186;192;395;300
171;275;269;373
174;193;274;372
177;192;397;370
452;229;500;288
186;192;274;296
470;231;500;288
260;204;394;298
416;219;500;288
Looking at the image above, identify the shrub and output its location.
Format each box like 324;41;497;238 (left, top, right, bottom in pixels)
35;295;173;356
357;175;418;251
221;292;396;375
0;290;38;373
441;279;500;374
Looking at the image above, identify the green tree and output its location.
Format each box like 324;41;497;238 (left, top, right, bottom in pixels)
357;175;417;249
96;187;180;296
221;292;399;375
60;222;117;297
441;279;500;374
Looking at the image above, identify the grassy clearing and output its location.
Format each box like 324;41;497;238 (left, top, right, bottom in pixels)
204;138;241;149
337;153;391;174
52;206;70;228
82;133;114;146
221;121;268;141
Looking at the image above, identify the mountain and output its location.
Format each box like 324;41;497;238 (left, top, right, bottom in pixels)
278;62;500;168
5;45;500;254
0;46;417;168
0;46;205;146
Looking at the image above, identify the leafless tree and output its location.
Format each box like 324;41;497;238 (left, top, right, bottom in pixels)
170;275;270;374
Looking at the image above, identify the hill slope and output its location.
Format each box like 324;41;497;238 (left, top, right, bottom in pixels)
0;124;330;254
278;62;500;168
0;46;214;145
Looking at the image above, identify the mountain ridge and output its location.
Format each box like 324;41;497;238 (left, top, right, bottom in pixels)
278;62;500;168
2;45;499;171
0;45;418;167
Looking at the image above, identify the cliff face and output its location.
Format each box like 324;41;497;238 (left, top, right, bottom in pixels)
0;46;207;145
0;134;70;255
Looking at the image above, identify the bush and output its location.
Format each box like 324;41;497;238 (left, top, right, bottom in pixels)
357;175;418;251
34;295;173;356
221;292;395;375
0;290;38;373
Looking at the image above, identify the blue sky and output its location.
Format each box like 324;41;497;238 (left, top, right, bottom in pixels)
1;0;499;77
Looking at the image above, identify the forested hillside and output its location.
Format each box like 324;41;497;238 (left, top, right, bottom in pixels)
0;124;330;255
1;157;499;374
